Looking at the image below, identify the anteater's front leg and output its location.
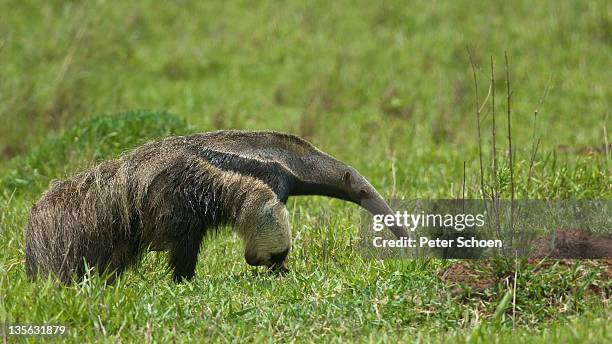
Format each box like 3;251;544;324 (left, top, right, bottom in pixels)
236;194;292;273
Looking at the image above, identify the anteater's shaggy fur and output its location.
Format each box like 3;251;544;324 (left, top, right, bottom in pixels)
25;131;406;284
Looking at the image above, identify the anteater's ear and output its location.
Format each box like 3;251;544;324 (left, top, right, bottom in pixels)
342;171;352;186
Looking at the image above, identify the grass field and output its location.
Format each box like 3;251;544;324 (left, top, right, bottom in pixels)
0;1;610;343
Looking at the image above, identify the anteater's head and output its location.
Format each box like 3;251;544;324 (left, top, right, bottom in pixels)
341;168;379;204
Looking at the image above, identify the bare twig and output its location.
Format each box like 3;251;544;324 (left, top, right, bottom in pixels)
534;80;552;116
462;161;466;213
525;81;551;196
390;154;398;198
505;52;515;202
467;48;487;199
479;82;493;115
490;56;502;239
490;56;498;201
505;52;515;246
603;112;609;163
526;138;541;196
462;161;467;201
512;253;518;328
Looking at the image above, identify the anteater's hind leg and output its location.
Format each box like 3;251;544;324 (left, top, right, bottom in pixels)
104;239;141;284
236;194;292;272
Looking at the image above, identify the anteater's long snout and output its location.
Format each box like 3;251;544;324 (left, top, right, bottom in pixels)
360;193;409;239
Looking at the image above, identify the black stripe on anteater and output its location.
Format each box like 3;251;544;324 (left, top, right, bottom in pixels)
290;179;350;203
189;147;297;203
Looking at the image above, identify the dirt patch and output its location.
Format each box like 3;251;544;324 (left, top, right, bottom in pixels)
439;230;612;298
440;259;612;298
530;229;612;259
439;261;498;295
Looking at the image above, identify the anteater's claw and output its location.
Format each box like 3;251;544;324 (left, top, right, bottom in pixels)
270;263;290;275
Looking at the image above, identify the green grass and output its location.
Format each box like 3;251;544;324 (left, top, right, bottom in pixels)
1;112;609;343
0;0;610;342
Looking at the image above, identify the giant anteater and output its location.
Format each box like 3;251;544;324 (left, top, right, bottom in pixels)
25;130;407;283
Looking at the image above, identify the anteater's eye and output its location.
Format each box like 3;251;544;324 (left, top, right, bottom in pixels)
359;189;368;197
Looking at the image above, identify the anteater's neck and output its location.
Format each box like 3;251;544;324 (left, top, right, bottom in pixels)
286;154;356;203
